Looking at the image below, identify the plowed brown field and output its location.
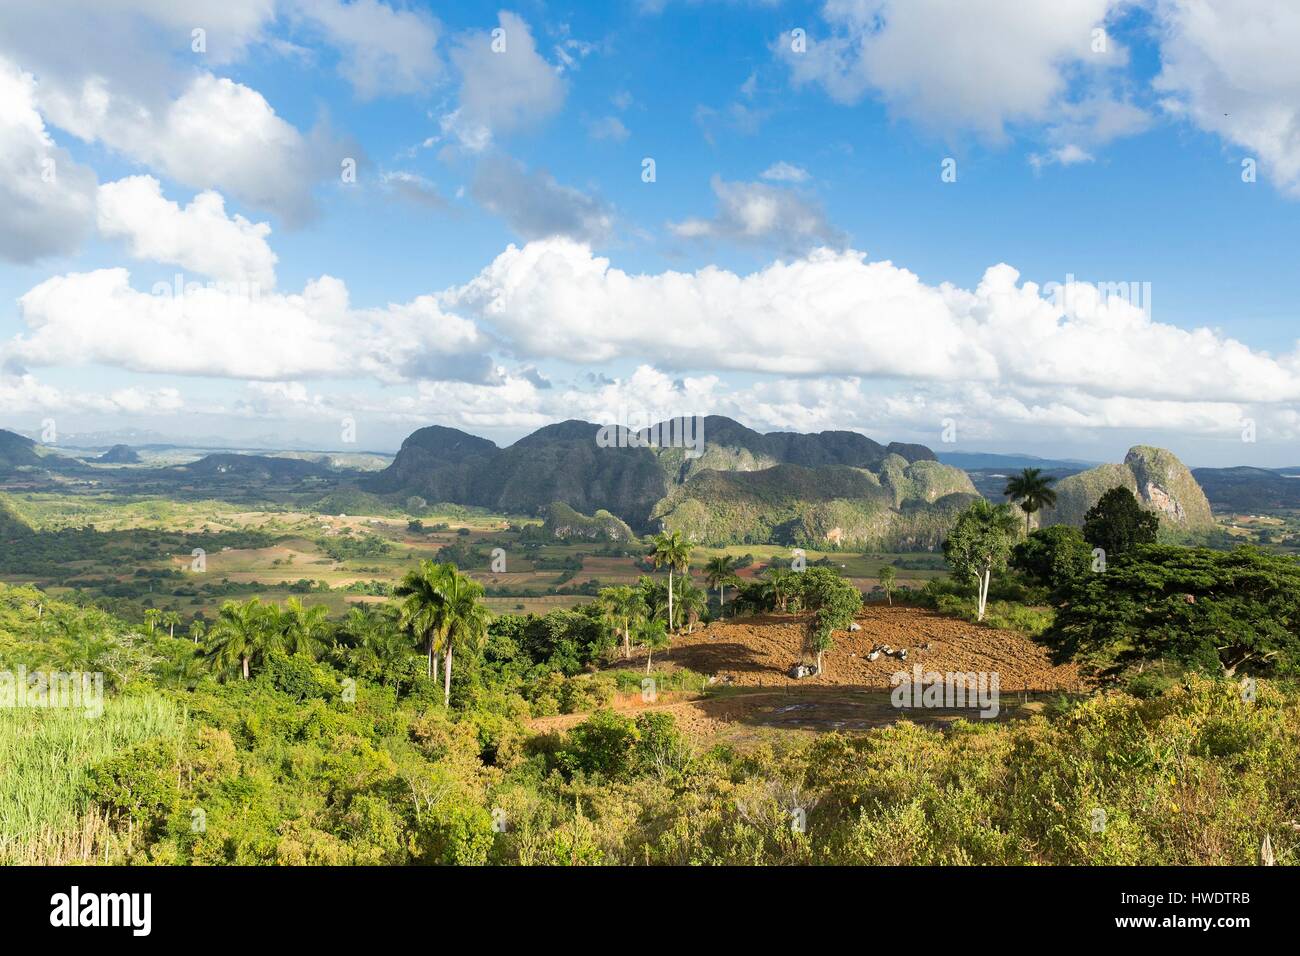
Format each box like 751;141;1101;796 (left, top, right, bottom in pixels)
530;605;1084;744
665;605;1081;692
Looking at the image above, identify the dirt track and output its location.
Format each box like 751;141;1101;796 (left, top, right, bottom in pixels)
530;606;1083;743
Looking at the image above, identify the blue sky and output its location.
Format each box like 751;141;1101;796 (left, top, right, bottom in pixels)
2;0;1300;466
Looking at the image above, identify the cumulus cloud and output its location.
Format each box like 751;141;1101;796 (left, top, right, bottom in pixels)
38;72;338;225
0;371;183;417
668;176;844;251
444;12;565;152
449;237;1300;410
289;0;443;98
97;176;278;288
470;155;613;243
779;0;1124;138
6;268;491;384
0;57;97;263
1154;0;1300;195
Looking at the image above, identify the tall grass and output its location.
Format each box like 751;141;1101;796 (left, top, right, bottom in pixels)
0;694;184;863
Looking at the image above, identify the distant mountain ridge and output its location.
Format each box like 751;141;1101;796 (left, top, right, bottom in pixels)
1191;465;1300;512
939;451;1098;471
365;416;940;532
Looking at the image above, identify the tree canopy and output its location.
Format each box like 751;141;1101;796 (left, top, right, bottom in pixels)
1082;486;1159;559
1047;544;1300;677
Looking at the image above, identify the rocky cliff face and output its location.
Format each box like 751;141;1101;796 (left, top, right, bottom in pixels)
1039;445;1214;535
651;457;979;549
364;417;943;532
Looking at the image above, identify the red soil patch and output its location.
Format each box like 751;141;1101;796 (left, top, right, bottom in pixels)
529;606;1083;743
657;605;1083;693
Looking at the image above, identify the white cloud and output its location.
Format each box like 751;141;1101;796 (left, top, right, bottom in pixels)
780;0;1124;138
39;72;336;225
445;12;565;151
6;268;491;384
0;371;183;417
380;170;448;209
0;57;97;263
97;176;278;288
1153;0;1300;195
669;176;844;251
760;161;809;182
449;237;1300;410
290;0;443;98
470;155;613;243
1029;143;1095;170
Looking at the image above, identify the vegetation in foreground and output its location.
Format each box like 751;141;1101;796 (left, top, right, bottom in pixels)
1;489;1298;865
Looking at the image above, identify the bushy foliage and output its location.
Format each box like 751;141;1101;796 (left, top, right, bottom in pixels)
1082;486;1159;558
1010;524;1092;594
1046;544;1300;677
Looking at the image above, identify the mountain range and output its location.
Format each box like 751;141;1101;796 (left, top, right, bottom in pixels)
0;420;1269;550
362;416;947;536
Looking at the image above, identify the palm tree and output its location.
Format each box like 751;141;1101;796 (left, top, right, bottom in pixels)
637;575;670;626
703;555;739;615
395;560;456;680
278;597;328;658
206;598;279;679
675;574;708;633
1003;468;1058;535
638;619;671;674
161;610;181;640
343;605;414;693
598;585;645;660
432;570;491;708
143;608;162;636
188;619;206;646
649;531;692;631
763;565;797;613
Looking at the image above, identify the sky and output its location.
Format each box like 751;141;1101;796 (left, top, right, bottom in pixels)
2;0;1300;466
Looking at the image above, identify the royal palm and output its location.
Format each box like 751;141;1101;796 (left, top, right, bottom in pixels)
703;555;738;615
649;531;692;631
1003;468;1058;535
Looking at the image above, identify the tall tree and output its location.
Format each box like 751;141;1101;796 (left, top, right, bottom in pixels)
703;555;739;614
943;499;1020;622
763;565;797;613
1003;468;1058;535
1082;486;1159;559
432;569;491;708
598;585;645;660
206;598;279;679
649;531;692;631
161;610;181;640
638;619;671;674
675;574;708;633
276;597;328;658
395;560;456;680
